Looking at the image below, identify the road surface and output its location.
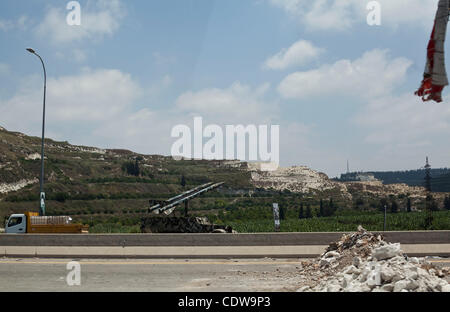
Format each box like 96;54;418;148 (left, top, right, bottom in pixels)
1;231;449;258
0;257;449;292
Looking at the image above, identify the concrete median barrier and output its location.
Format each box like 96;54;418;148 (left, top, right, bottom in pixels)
0;231;449;258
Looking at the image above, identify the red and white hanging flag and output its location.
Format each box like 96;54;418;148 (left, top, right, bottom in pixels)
415;0;450;103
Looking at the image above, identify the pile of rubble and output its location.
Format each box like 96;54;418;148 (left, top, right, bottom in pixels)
297;226;450;292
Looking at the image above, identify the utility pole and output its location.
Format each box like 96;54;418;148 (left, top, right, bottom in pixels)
424;157;433;229
26;48;46;216
425;157;432;192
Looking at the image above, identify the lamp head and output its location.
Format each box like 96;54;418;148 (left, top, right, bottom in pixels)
26;48;36;54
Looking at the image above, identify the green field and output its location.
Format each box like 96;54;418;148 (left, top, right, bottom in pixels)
213;210;450;233
73;210;450;233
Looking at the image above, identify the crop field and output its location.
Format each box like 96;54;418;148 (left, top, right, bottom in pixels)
74;209;450;233
214;210;450;233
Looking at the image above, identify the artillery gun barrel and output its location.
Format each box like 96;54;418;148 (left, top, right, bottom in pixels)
148;182;217;214
149;182;224;215
161;182;225;216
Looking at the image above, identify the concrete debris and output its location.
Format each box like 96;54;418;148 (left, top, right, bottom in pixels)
372;243;402;261
297;226;449;292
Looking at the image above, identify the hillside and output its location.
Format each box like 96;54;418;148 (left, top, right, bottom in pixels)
339;169;450;192
0;126;254;227
0;126;448;232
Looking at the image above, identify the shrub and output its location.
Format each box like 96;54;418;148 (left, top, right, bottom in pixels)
445;196;450;210
54;192;69;203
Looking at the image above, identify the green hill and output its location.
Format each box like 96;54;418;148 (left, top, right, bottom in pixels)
1;126;449;232
0;126;255;230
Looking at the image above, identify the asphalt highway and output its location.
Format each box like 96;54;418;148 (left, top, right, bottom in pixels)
0;257;448;292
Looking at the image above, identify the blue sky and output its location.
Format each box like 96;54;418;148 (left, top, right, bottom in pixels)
1;0;449;177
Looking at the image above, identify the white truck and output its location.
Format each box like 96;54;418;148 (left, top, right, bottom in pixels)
4;212;88;234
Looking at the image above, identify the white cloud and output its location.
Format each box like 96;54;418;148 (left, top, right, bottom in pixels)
0;69;319;171
0;68;142;136
269;0;437;31
269;0;362;31
56;49;88;63
279;121;312;160
278;49;412;100
175;82;276;121
92;108;187;155
17;15;28;29
352;92;450;171
0;69;188;156
36;0;125;44
72;49;88;63
48;68;142;122
371;0;437;29
0;20;12;31
355;93;450;145
0;15;29;31
263;40;324;70
143;74;174;102
303;0;356;31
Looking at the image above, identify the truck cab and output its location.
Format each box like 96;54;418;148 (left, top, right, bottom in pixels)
5;214;27;234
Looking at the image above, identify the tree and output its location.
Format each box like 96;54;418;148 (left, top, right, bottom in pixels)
122;160;140;176
430;197;439;212
424;194;434;229
444;196;450;210
280;206;286;220
379;198;388;213
391;200;398;213
54;192;68;203
407;197;412;213
354;197;365;209
324;198;337;217
329;198;335;211
319;199;324;217
305;205;312;219
299;203;304;219
134;158;140;177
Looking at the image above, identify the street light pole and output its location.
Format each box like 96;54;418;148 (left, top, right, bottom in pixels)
26;48;46;216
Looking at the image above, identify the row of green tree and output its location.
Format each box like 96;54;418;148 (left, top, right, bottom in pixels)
296;199;337;219
339;168;450;192
378;196;450;213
